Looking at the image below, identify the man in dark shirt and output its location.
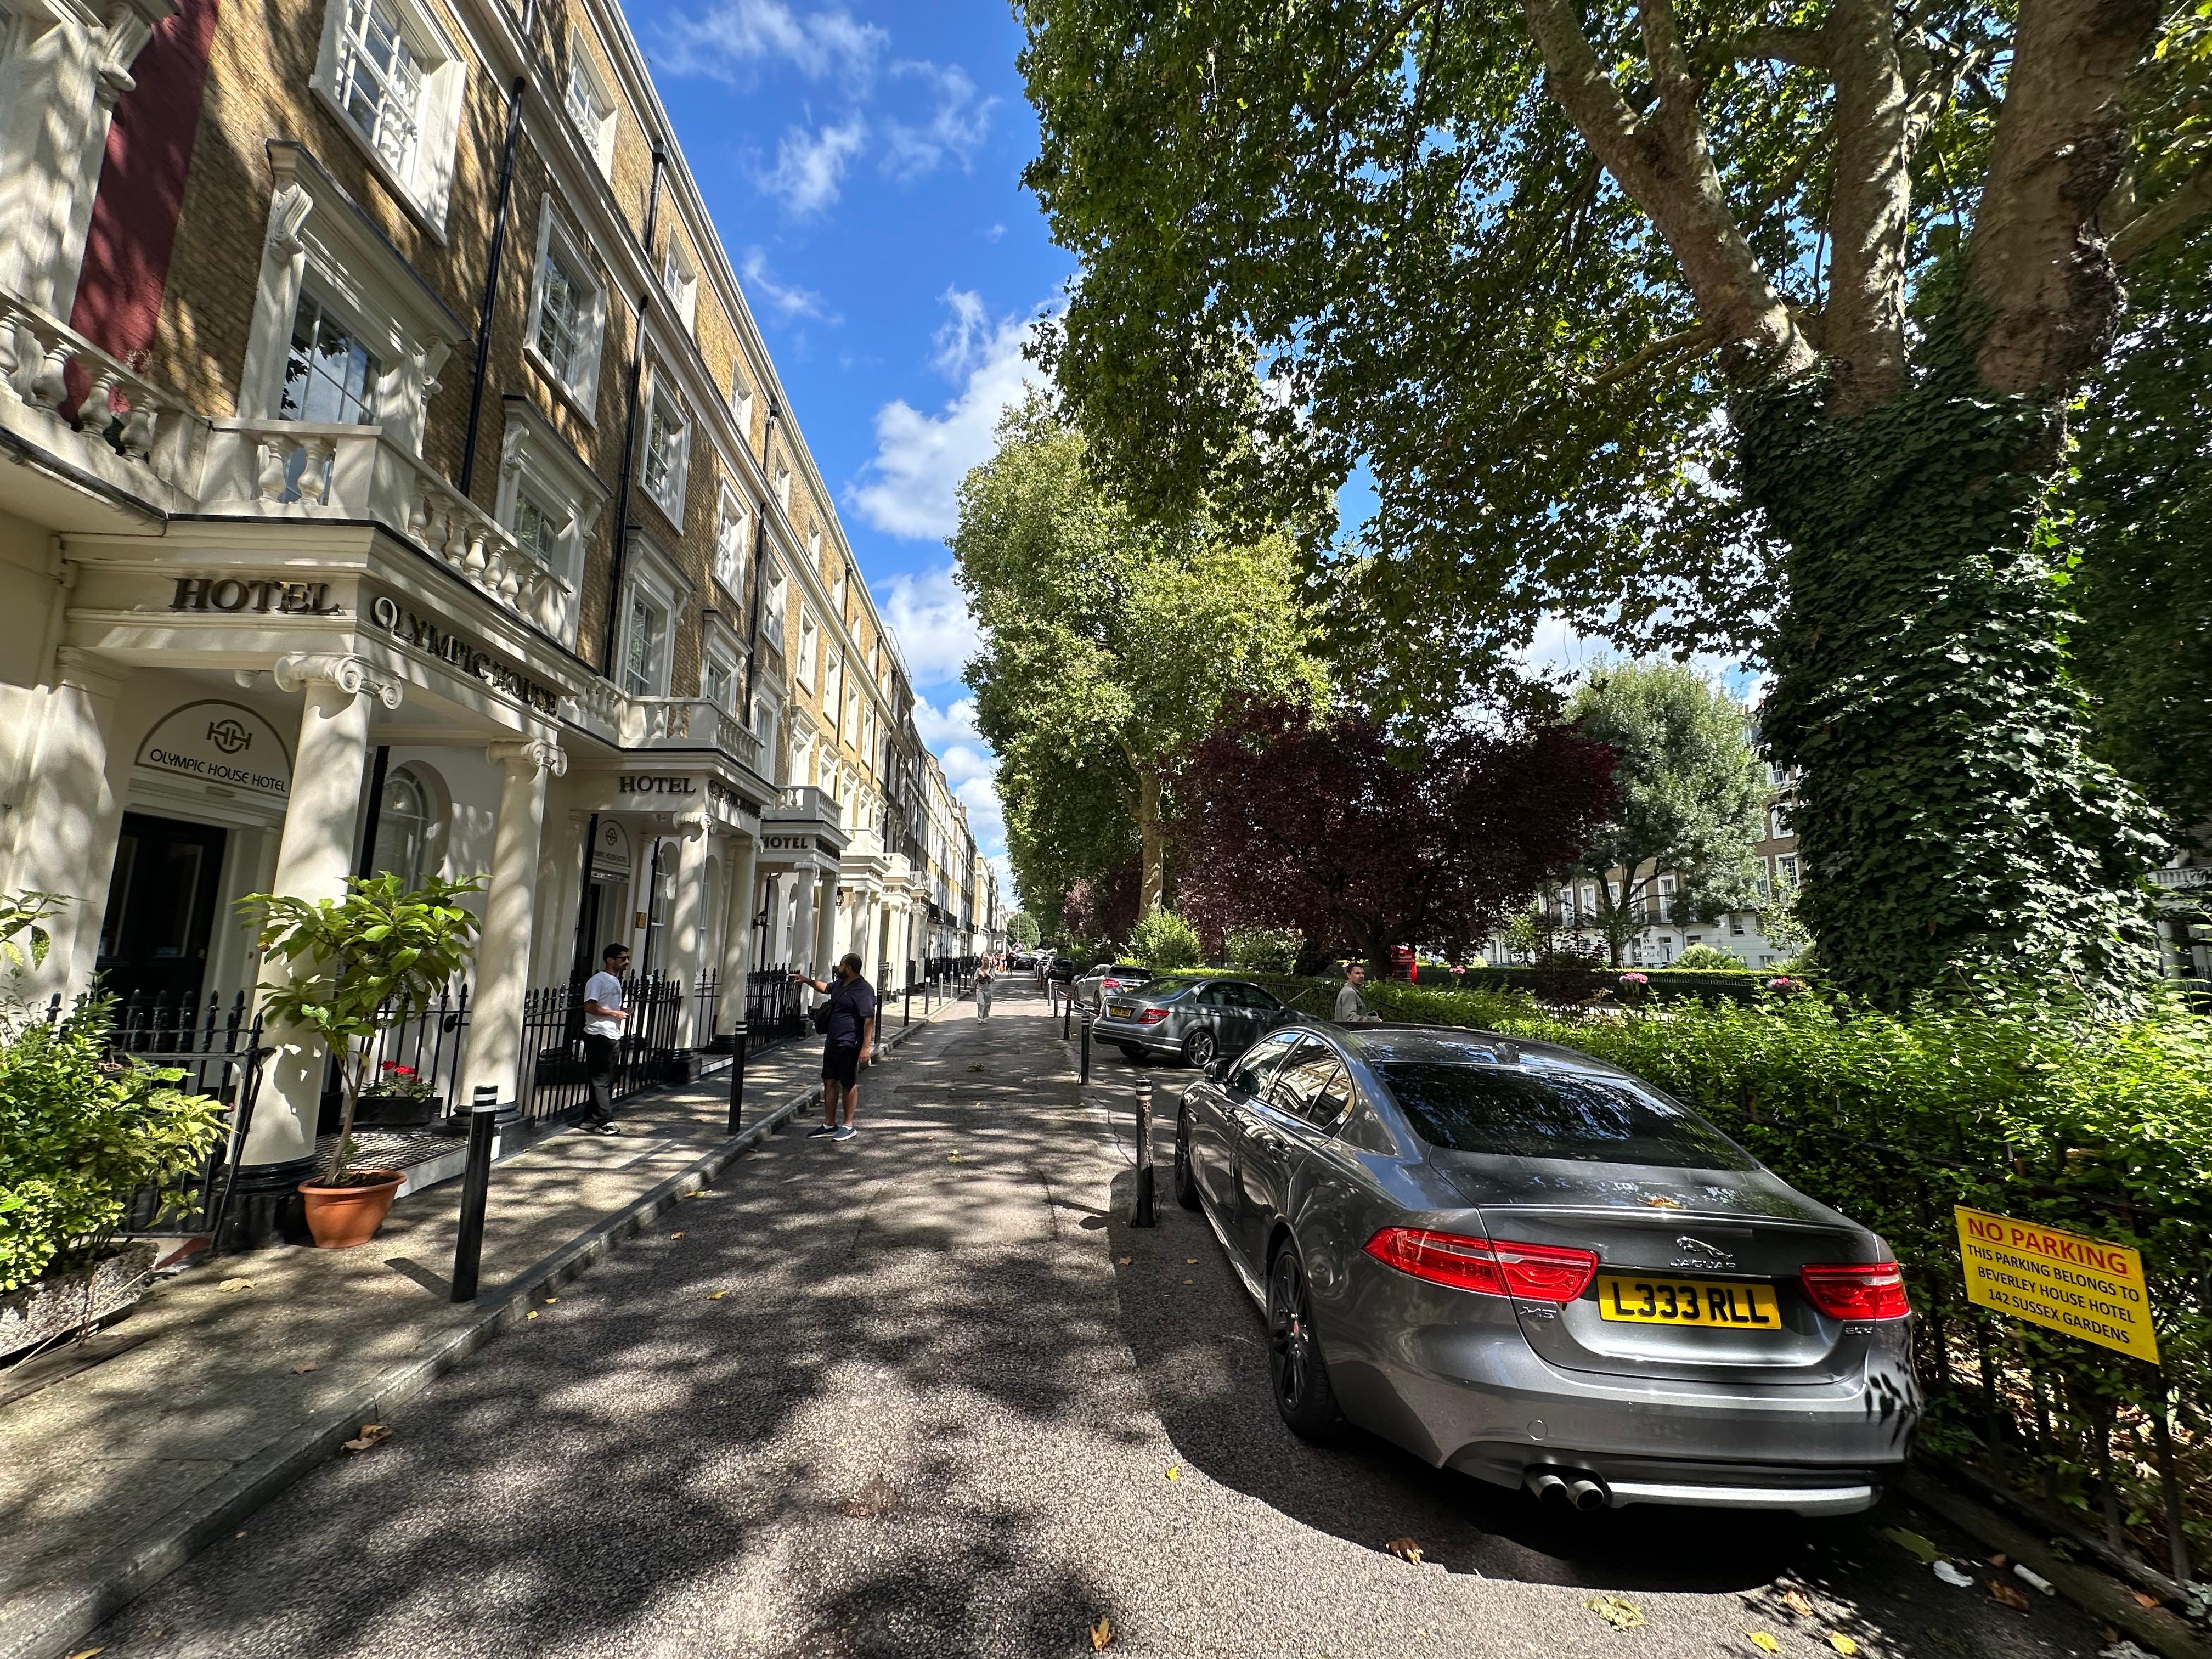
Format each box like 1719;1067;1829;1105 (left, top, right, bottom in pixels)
792;952;877;1143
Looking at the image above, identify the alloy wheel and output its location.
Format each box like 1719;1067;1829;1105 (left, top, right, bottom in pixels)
1269;1248;1313;1412
1187;1028;1217;1068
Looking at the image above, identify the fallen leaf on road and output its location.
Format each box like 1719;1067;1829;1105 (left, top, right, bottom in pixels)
1827;1635;1859;1656
1385;1537;1424;1565
967;1063;985;1073
1584;1595;1644;1630
707;1291;729;1300
526;1312;539;1320
1186;1257;1198;1264
64;1649;101;1657
1987;1553;2008;1568
670;1232;685;1239
289;1360;320;1375
341;1424;390;1454
1748;1635;1781;1654
543;1297;557;1305
2130;1590;2161;1609
1090;1615;1113;1651
1182;1278;1193;1285
1643;1194;1681;1209
948;1154;962;1162
216;1278;254;1292
1881;1527;1945;1564
1988;1581;2032;1612
1116;1256;1131;1265
1164;1466;1181;1481
1780;1589;1815;1617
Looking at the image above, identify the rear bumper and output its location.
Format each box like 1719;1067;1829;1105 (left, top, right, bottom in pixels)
1330;1323;1917;1514
1090;1017;1182;1057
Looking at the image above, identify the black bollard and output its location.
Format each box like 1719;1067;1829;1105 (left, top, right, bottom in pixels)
1132;1081;1156;1226
726;1024;749;1135
904;982;912;1026
1079;1009;1091;1084
1063;993;1071;1041
449;1086;500;1302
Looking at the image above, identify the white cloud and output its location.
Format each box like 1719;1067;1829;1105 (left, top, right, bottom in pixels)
656;0;885;87
850;291;1047;540
881;62;995;180
953;774;1007;869
912;692;980;748
755;115;867;217
878;567;980;686
740;248;839;323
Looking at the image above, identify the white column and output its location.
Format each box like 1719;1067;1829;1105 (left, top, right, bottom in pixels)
4;647;125;1000
719;833;758;1032
460;737;564;1107
667;815;711;1046
242;654;403;1172
811;870;839;976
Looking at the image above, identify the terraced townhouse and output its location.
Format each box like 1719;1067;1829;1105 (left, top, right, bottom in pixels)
0;0;973;1189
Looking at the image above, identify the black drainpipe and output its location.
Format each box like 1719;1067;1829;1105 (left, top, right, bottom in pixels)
599;142;668;676
457;0;538;498
740;398;781;713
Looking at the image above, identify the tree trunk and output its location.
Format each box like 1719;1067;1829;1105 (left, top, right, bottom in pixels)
326;1042;365;1184
1136;766;1166;918
1741;365;2162;1010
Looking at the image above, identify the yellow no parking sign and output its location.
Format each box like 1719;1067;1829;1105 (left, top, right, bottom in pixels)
1954;1207;2159;1363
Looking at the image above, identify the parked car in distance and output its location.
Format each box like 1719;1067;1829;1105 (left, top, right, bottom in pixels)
1172;1022;1918;1515
1073;962;1152;1011
1042;954;1081;988
1092;977;1297;1068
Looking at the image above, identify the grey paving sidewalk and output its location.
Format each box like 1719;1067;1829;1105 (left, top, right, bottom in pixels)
0;998;952;1659
38;982;2119;1659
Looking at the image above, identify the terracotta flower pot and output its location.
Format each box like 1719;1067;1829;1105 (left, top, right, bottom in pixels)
297;1170;405;1249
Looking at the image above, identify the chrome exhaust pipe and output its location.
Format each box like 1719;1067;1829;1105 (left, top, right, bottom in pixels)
1566;1477;1609;1512
1526;1471;1570;1503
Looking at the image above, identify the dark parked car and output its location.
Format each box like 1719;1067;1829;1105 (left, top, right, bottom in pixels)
1091;976;1295;1068
1073;962;1151;1011
1172;1022;1918;1514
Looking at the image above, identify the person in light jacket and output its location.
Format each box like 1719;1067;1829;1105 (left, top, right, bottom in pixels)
1333;961;1376;1024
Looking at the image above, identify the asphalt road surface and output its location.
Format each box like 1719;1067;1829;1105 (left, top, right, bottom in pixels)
87;986;2116;1658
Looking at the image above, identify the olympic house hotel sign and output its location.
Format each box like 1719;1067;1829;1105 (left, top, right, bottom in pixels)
137;703;293;802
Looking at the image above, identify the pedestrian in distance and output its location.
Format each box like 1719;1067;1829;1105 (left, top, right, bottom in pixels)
1333;960;1377;1025
580;943;630;1133
976;954;995;1020
792;953;876;1142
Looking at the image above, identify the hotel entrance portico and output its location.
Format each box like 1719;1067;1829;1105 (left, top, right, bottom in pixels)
7;531;588;1185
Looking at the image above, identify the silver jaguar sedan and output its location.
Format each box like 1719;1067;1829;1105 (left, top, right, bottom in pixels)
1092;975;1296;1068
1172;1022;1920;1514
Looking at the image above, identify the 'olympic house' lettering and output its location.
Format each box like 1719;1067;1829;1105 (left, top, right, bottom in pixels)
370;596;560;715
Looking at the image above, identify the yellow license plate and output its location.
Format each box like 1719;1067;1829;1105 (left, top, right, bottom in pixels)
1109;1003;1134;1018
1597;1275;1782;1329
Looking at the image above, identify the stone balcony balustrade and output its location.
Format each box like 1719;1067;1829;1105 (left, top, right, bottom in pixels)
0;291;206;501
619;696;761;769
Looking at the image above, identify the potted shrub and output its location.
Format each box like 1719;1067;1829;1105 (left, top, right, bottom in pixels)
0;894;226;1354
241;873;481;1249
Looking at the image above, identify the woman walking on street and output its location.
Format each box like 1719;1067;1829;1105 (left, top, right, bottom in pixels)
975;954;995;1019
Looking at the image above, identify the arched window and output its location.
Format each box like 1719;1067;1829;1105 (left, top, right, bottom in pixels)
373;766;443;888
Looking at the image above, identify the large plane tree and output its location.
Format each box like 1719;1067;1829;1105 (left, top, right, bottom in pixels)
1018;0;2210;1008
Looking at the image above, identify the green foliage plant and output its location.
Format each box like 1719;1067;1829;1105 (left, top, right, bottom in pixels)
1226;924;1304;975
1566;662;1768;966
1127;907;1202;972
1671;943;1748;970
240;873;482;1186
1006;911;1042;950
953;393;1330;919
0;995;227;1291
0;892;66;980
1016;0;2210;1011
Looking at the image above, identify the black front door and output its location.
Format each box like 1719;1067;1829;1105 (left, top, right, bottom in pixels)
96;812;228;1008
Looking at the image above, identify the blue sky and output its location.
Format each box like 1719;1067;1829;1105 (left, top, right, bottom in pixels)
632;0;1069;900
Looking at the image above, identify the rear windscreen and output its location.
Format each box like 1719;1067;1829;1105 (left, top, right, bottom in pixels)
1376;1063;1758;1170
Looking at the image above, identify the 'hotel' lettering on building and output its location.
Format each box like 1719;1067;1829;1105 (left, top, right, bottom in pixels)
171;577;342;615
617;776;697;795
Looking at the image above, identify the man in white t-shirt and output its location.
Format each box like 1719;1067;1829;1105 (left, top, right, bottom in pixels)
580;943;629;1133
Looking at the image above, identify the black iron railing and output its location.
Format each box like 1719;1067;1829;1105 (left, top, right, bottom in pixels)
746;966;804;1040
514;971;686;1123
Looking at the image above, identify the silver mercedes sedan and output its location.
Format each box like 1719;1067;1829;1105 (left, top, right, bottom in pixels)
1092;975;1296;1067
1172;1022;1920;1514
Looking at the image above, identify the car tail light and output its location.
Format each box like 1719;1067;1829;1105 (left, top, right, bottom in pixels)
1102;978;1121;992
1364;1227;1598;1302
1137;1008;1169;1024
1799;1261;1911;1321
